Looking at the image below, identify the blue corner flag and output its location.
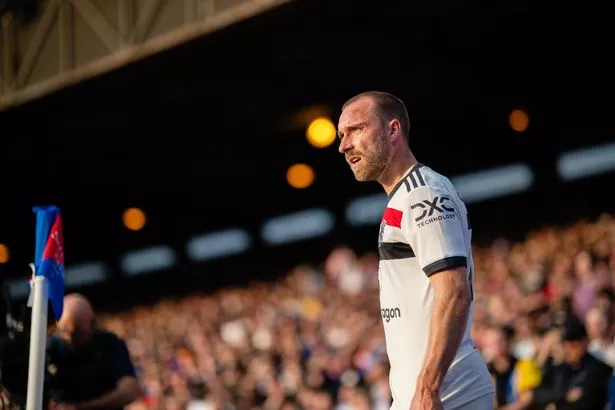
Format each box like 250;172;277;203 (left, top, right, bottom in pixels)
32;206;65;320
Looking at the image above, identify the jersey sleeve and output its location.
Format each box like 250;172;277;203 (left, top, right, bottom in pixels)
401;186;468;276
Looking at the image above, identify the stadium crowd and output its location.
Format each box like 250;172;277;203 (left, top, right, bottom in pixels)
98;213;615;410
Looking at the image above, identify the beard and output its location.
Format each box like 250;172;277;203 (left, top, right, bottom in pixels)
350;135;391;181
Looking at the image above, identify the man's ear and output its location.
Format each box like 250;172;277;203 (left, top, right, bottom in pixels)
388;119;402;140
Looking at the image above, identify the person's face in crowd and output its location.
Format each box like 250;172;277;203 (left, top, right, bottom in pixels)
281;400;300;410
585;307;609;340
312;392;333;410
305;366;324;389
163;395;181;410
337;97;393;182
514;315;534;339
471;320;489;349
364;362;387;384
56;315;95;351
481;328;509;362
562;339;587;365
596;292;614;313
575;250;593;278
593;260;611;284
350;389;371;410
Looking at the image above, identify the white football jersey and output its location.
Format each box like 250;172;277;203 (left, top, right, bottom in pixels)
378;163;494;409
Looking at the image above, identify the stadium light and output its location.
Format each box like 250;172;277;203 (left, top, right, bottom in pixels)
186;229;251;261
64;262;108;288
557;141;615;181
261;208;335;245
121;246;176;276
509;108;529;132
451;163;534;203
7;261;109;298
306;117;336;148
287;163;315;189
0;243;9;263
345;193;389;226
123;207;146;231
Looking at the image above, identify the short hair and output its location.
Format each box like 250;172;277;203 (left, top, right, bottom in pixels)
342;91;411;139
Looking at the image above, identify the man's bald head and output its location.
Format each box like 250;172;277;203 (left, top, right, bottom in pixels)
56;293;96;349
61;293;95;324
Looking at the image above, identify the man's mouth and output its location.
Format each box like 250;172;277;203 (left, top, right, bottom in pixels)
348;156;361;166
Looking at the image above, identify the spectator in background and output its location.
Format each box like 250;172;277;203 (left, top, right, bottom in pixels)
46;294;142;410
596;288;615;317
484;326;518;407
506;321;612;410
484;326;541;409
585;305;615;410
586;306;615;368
572;251;599;321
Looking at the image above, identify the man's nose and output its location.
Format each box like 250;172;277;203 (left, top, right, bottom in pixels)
338;136;351;154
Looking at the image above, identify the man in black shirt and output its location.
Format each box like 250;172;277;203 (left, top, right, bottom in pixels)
484;326;517;408
506;320;612;410
46;294;141;410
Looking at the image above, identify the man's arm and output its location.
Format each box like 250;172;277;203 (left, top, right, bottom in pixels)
416;267;471;393
78;337;142;409
401;186;473;399
77;377;141;410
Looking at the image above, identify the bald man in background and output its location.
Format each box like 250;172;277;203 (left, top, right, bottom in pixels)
46;294;142;410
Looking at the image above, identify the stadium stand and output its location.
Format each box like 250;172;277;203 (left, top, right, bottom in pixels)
89;213;615;410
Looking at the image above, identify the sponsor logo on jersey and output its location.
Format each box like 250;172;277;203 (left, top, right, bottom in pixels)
417;213;456;228
381;307;401;323
410;195;456;228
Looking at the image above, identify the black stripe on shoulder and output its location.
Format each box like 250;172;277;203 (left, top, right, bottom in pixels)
424;256;467;277
379;242;415;260
413;165;426;187
388;163;422;198
403;179;411;192
407;172;418;189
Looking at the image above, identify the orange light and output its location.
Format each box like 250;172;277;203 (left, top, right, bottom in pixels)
509;108;529;132
0;244;9;263
123;208;146;231
306;117;336;148
286;164;315;189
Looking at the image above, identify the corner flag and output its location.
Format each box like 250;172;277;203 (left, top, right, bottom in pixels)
26;205;65;410
32;205;65;320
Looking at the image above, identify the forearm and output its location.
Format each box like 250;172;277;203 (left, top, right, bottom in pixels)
77;377;141;410
532;387;566;405
418;286;470;391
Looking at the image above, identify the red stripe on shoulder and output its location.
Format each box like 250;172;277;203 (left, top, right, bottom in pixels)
382;207;403;228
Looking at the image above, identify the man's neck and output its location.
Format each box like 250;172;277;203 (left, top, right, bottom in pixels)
492;355;512;373
379;150;417;195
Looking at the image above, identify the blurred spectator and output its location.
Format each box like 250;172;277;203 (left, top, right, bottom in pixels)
484;326;541;408
586;306;615;368
505;321;612;410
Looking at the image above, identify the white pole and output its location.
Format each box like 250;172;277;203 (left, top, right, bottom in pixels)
26;275;49;410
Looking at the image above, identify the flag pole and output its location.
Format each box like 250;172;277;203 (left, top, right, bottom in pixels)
26;273;49;410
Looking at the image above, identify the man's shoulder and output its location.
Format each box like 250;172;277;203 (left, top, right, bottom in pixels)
392;164;456;203
587;353;613;374
94;328;126;347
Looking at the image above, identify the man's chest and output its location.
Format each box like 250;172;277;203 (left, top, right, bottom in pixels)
49;348;116;390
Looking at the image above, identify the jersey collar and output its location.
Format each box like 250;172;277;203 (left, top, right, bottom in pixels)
387;162;423;198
